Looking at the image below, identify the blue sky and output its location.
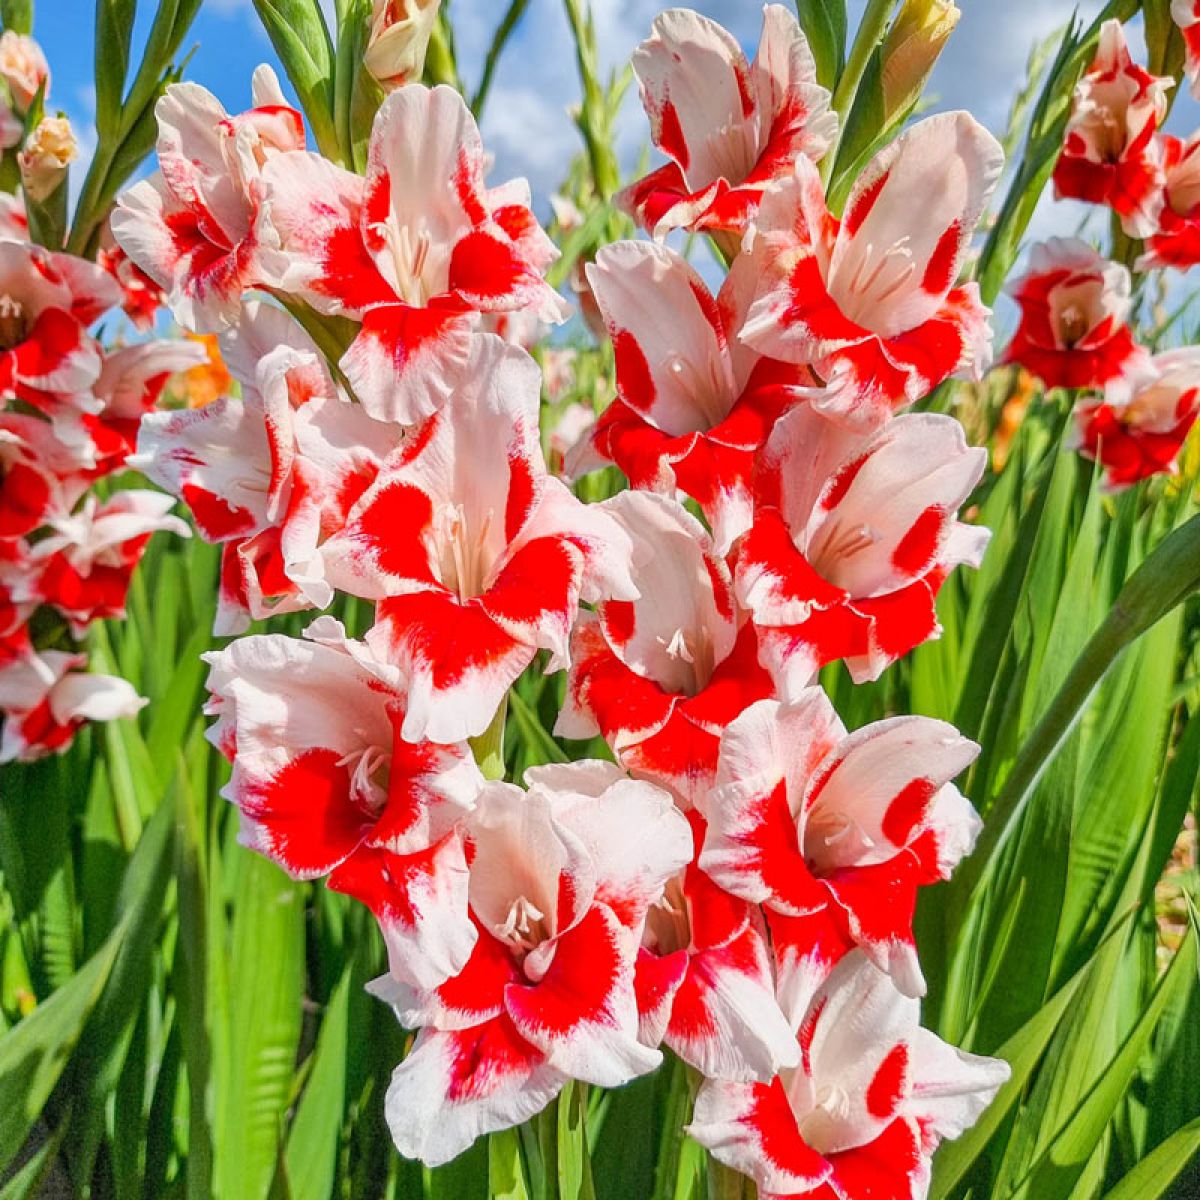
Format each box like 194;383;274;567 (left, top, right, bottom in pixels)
39;0;1200;274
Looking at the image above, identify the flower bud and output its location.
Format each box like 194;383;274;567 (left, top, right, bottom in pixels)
364;0;442;92
0;31;49;112
19;116;76;202
880;0;960;120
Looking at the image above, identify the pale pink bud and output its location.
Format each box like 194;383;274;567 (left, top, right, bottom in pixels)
0;32;49;111
19;116;76;202
364;0;442;92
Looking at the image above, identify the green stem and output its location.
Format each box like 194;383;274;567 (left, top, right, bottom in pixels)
470;699;508;782
823;0;897;181
472;0;533;116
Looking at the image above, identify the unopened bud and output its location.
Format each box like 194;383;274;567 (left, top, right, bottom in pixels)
364;0;442;92
880;0;960;119
0;31;49;112
19;116;75;202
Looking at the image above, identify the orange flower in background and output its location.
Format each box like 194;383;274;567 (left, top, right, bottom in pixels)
180;334;232;408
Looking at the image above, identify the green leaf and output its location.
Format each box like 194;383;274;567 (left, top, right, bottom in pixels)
1099;1116;1200;1200
217;855;305;1200
489;1128;531;1200
929;930;1099;1200
0;0;31;34
94;0;136;138
284;964;353;1200
794;0;846;91
1006;929;1199;1200
0;1117;67;1199
558;1080;596;1200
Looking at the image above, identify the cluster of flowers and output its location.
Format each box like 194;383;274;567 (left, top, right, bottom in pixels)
1003;17;1200;490
118;6;1011;1192
0;35;205;763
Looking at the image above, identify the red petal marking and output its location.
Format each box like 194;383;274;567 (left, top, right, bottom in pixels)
890;505;945;577
181;482;258;541
866;1043;909;1120
448;228;537;306
602;599;636;647
504;905;626;1036
782;256;867;344
242;747;368;876
16;699;78;756
881;779;938;847
443;1015;546;1104
0;462;51;538
821;453;871;512
435;925;522;1019
378;592;526;691
328;838;447;927
349;479;436;584
797;994;828;1075
844;171;890;238
482;536;581;635
635;946;689;1025
922;221;961;295
504;445;537;543
855;577;940;664
316;218;396;310
613;330;657;413
453;146;489;228
657;100;691;171
744;1078;832;1186
371;721;447;846
826;1119;922;1200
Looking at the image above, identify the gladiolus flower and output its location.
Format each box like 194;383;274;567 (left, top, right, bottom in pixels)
112;66;305;332
97;240;168;332
1137;133;1200;271
84;339;210;473
204;617;485;987
620;4;837;240
1052;20;1172;236
1071;347;1200;489
1172;0;1200;99
260;84;568;425
636;810;801;1082
735;405;989;692
18;115;76;202
557;491;774;805
0;32;48;111
700;693;981;998
369;761;692;1166
0;240;121;443
740;111;1003;429
0;412;80;540
572;242;810;552
688;951;1010;1200
326;335;635;744
135;302;402;633
1004;238;1145;390
0;648;145;763
365;0;441;91
23;491;190;633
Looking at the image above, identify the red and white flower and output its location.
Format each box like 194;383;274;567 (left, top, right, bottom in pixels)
98;241;168;331
700;693;981;999
1053;20;1172;236
0;648;145;763
0;239;121;440
85;339;210;474
636;810;801;1082
572;242;808;551
1175;0;1200;99
0;31;48;111
1070;347;1200;489
557;491;774;806
111;66;305;332
0;412;81;542
1137;133;1200;271
370;761;692;1165
22;491;190;634
134;302;401;632
740;111;1003;428
1004;238;1145;390
204;617;484;987
326;335;635;744
687;950;1010;1200
735;405;989;691
619;4;837;240
261;84;568;425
